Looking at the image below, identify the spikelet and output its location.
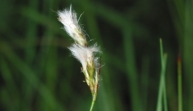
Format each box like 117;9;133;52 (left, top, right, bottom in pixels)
58;5;102;102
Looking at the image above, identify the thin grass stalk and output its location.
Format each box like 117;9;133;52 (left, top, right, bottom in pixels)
178;55;183;111
167;0;191;110
1;43;64;111
89;92;97;111
122;26;142;111
156;39;163;111
24;0;39;109
0;57;20;110
184;3;193;110
163;54;168;111
156;39;167;111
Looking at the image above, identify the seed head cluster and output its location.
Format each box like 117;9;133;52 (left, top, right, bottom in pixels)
58;6;101;97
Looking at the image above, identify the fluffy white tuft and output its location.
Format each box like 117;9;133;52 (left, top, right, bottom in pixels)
68;44;100;70
58;6;87;46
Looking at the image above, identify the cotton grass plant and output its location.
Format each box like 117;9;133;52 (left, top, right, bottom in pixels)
58;5;102;111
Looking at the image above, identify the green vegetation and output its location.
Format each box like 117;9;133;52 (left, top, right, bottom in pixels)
0;0;192;111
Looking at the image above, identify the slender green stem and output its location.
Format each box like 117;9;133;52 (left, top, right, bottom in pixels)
89;92;97;111
163;54;168;111
156;39;168;111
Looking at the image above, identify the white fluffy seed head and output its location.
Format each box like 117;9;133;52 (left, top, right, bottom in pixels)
58;6;102;95
68;44;101;71
58;6;87;46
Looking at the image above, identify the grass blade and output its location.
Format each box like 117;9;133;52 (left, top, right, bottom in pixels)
156;39;168;111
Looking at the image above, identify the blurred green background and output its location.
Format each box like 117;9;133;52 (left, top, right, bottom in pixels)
0;0;193;111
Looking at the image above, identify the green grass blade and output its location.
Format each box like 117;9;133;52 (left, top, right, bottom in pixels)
156;39;168;111
122;27;142;111
1;42;64;111
163;54;168;111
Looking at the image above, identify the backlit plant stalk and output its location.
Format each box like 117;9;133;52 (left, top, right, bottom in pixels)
58;6;101;111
